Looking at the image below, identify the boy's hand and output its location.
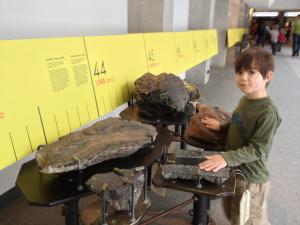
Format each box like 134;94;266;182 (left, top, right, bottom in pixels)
198;154;227;172
201;117;221;131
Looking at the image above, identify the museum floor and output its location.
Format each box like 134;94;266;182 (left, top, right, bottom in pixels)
1;46;299;225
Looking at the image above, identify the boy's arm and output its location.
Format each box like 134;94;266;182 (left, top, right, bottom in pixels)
221;111;280;167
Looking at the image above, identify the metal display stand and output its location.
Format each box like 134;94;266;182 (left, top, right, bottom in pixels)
120;102;194;149
16;126;172;225
151;167;236;225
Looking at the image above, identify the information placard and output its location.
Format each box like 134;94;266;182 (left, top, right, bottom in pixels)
173;31;194;74
84;34;148;115
144;32;179;75
0;38;98;169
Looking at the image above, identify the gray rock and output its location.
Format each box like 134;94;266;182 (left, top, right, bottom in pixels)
86;169;145;211
134;73;189;117
36;118;157;173
162;149;230;184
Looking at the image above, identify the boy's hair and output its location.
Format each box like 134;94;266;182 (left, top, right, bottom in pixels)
235;47;274;79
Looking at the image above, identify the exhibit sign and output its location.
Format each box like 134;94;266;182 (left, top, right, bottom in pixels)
0;29;219;170
227;28;248;47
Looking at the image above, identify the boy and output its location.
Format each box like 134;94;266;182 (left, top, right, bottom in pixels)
199;47;281;225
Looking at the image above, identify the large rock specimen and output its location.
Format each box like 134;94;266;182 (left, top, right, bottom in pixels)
134;73;189;117
186;104;231;144
162;149;230;184
36;118;157;173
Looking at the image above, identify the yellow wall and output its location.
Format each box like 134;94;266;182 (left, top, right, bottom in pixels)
227;28;248;47
0;30;218;170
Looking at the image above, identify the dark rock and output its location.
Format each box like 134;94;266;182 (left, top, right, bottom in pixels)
186;104;231;144
36;118;157;173
134;73;189;117
86;169;144;211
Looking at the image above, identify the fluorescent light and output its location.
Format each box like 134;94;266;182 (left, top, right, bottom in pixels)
284;12;300;17
253;12;279;17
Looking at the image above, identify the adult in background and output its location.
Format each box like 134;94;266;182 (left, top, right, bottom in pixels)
266;24;279;55
292;14;300;56
257;22;267;48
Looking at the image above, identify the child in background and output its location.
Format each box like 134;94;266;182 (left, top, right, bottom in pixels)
277;28;286;52
199;47;281;225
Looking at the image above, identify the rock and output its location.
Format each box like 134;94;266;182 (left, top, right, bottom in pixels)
186;104;231;144
86;168;145;211
36;118;157;173
182;80;200;101
162;149;230;184
134;73;189;117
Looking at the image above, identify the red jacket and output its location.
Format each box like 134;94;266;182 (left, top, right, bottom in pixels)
278;31;286;43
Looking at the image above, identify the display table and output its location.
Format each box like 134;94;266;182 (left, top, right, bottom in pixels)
152;167;236;225
16;126;172;225
120;103;194;149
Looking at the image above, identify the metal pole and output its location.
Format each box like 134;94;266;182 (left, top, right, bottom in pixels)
143;168;149;204
193;194;210;225
139;198;193;225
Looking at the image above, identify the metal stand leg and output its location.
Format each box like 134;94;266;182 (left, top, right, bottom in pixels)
130;184;136;223
143;168;149;204
175;124;179;134
193;194;210;225
180;124;186;149
101;190;108;225
63;199;79;225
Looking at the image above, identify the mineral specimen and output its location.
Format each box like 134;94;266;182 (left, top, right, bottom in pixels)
186;104;231;144
134;73;189;117
86;169;145;211
36;118;157;173
162;149;230;184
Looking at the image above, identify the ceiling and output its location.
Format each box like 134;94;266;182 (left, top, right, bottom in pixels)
245;0;300;10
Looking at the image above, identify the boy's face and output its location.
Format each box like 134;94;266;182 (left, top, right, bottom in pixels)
235;67;272;99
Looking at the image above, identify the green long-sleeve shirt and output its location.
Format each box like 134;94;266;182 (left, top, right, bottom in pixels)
292;18;300;35
221;96;281;183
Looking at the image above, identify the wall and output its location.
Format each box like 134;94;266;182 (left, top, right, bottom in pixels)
128;0;164;33
0;0;127;40
173;0;189;31
0;0;127;195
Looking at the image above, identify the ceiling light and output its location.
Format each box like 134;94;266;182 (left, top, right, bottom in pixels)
284;12;300;17
253;12;279;17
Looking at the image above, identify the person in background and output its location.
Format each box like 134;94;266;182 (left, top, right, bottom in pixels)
285;22;292;44
266;24;279;55
277;28;286;52
249;20;258;46
256;22;267;48
292;14;300;56
199;47;281;225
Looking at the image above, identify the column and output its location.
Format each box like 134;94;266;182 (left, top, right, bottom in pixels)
128;0;174;33
186;0;215;85
211;0;230;67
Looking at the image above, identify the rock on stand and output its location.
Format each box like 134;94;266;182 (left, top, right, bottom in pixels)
36;118;157;173
134;73;190;117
